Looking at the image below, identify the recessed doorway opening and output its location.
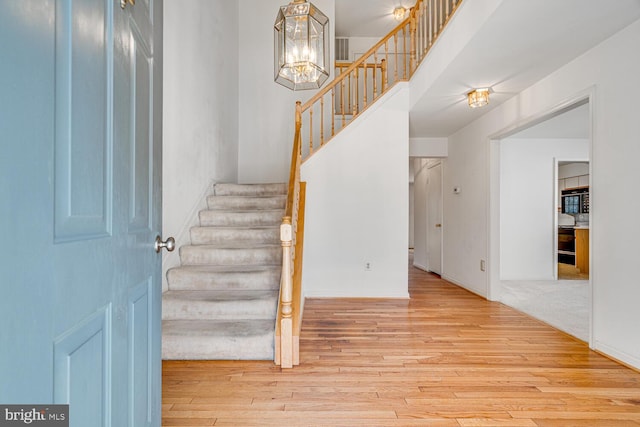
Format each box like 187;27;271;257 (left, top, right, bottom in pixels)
490;97;591;343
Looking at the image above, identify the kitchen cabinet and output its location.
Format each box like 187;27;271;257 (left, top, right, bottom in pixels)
578;175;589;187
559;174;589;191
565;176;580;189
575;228;589;274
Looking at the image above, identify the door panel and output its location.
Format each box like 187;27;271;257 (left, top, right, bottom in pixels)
129;23;153;233
54;0;111;241
128;280;153;427
54;308;110;426
0;1;162;425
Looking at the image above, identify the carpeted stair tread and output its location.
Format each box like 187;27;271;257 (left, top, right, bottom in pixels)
181;241;281;250
162;319;274;360
179;245;282;266
190;226;279;245
167;265;281;291
164;289;278;303
207;195;286;210
163;290;278;320
199;209;284;227
213;183;287;197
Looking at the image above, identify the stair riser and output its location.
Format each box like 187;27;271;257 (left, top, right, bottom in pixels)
167;269;280;291
163;298;277;321
214;183;287;197
179;247;282;266
162;334;274;360
190;227;279;245
162;319;275;360
199;210;283;227
207;196;286;210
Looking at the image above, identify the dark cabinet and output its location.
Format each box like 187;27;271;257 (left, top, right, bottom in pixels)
558;227;575;265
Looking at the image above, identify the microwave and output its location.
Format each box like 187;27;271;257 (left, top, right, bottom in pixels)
561;187;589;214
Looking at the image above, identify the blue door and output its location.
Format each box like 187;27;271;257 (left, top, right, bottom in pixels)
0;1;163;426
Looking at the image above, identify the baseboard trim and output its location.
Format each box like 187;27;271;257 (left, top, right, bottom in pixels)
303;292;410;299
413;262;429;272
441;274;487;299
594;341;640;372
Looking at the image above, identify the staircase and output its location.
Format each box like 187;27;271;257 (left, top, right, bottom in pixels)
162;0;461;365
162;183;286;360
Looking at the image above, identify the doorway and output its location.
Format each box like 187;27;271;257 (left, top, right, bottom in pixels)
490;98;592;343
412;158;443;274
557;161;590;280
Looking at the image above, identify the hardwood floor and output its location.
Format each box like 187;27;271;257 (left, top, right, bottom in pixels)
162;260;640;426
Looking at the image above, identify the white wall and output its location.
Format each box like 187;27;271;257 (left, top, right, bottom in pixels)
500;138;588;280
301;85;409;298
410;137;448;157
347;37;379;60
162;0;239;289
237;0;335;184
445;18;640;368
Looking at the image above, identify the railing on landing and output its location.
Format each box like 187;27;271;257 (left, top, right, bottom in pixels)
275;0;462;368
299;0;462;161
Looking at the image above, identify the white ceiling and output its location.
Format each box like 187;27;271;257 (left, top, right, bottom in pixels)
335;0;411;37
335;0;640;138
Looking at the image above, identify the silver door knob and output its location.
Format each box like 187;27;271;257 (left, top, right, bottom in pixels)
155;236;175;253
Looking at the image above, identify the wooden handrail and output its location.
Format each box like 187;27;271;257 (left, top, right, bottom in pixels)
300;16;411;112
285;102;302;218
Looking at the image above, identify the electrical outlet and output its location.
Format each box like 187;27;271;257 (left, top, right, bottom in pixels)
480;260;486;272
365;262;371;271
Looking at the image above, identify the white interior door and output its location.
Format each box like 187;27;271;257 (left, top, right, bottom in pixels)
413;160;428;270
427;163;443;274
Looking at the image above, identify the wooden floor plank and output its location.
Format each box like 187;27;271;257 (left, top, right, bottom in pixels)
162;254;640;425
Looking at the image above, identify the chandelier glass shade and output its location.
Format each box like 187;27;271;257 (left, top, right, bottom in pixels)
274;0;330;90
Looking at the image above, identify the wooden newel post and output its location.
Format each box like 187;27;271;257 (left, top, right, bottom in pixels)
295;101;302;128
280;217;293;368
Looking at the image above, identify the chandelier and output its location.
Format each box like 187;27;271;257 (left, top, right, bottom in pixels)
274;0;330;90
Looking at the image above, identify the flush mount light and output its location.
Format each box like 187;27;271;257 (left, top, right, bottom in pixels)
467;88;490;108
393;6;407;21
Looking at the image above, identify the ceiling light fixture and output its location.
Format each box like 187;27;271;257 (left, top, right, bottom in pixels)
393;6;407;21
467;88;490;108
274;0;330;90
